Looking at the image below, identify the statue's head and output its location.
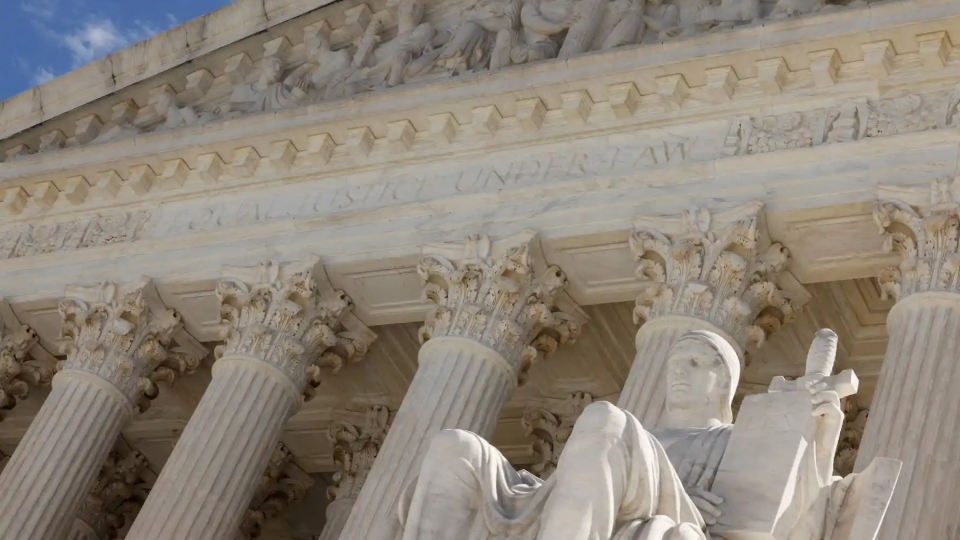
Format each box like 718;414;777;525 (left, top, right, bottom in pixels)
260;57;285;84
665;330;740;424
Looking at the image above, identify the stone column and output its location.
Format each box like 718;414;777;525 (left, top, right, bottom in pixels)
318;405;391;540
855;186;960;540
619;203;799;426
71;449;151;540
0;280;186;540
126;260;373;540
0;281;187;540
339;232;582;540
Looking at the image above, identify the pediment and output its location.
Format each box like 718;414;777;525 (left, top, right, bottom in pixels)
0;0;932;161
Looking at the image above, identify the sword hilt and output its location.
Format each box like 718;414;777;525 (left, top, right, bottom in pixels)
805;328;838;378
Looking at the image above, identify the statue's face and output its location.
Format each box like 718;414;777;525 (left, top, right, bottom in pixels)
262;58;284;83
665;339;728;413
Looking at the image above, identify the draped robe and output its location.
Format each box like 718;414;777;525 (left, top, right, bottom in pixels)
398;402;730;540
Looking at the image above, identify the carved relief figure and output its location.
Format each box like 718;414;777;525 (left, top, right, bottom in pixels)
405;0;522;79
397;330;897;540
595;0;647;51
345;0;437;91
768;0;831;19
648;0;758;39
511;0;577;65
216;57;308;117
153;90;202;131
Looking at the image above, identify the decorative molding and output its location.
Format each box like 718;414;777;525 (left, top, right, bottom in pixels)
521;392;593;479
419;232;583;383
630;203;799;349
327;405;391;501
0;86;959;263
239;442;314;539
217;260;375;399
0;211;150;260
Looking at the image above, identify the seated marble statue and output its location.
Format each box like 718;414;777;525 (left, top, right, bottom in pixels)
397;330;882;540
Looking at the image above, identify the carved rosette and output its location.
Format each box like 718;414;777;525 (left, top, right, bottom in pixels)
58;281;189;412
216;260;372;400
327;405;391;501
239;442;313;539
630;203;797;349
521;392;593;479
76;449;150;539
418;233;582;382
874;181;960;302
0;323;49;420
834;399;868;477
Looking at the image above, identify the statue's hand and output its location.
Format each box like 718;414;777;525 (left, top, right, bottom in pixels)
808;381;843;429
687;486;723;525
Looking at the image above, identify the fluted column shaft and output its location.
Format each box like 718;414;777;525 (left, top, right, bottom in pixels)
617;316;739;426
125;358;298;540
0;372;131;540
855;293;960;540
317;498;356;540
340;337;515;540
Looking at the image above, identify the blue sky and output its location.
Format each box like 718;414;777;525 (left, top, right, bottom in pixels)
1;0;233;101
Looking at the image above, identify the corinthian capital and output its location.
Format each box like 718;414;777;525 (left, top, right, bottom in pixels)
0;320;47;421
874;180;960;301
630;202;798;348
217;260;376;399
327;405;391;501
240;442;313;539
77;449;150;539
418;232;584;382
522;392;593;479
59;279;195;411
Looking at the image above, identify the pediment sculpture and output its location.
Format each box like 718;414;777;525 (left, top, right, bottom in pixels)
395;329;900;540
6;0;874;156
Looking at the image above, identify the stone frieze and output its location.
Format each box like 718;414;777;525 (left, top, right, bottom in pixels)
0;89;958;262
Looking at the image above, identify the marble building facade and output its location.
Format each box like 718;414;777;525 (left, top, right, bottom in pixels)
0;0;958;537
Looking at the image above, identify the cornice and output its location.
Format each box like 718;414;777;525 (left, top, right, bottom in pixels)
0;0;343;141
0;0;959;229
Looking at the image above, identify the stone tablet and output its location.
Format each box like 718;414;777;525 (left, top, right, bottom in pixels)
710;390;814;540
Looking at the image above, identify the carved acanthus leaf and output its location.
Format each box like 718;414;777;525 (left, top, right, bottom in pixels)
0;323;46;421
874;180;960;301
630;203;798;349
239;442;313;539
418;233;582;383
77;449;150;540
834;400;868;477
327;405;392;501
521;392;593;479
216;260;374;399
58;280;185;411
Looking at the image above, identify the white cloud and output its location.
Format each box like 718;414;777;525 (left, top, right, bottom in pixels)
166;13;179;26
62;19;133;67
31;67;55;85
19;0;57;19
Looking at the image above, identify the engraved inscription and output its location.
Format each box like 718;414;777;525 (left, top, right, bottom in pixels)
153;128;714;239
